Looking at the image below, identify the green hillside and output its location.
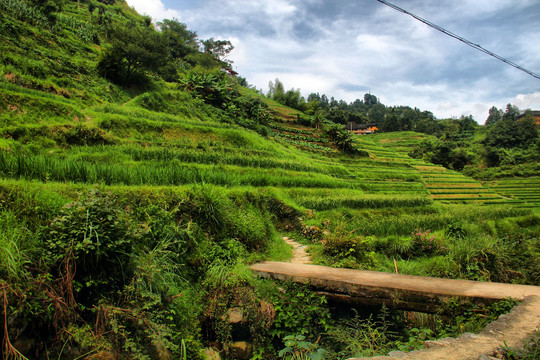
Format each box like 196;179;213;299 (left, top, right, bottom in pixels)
0;1;538;359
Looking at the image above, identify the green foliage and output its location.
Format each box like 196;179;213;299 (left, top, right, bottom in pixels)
158;18;199;59
1;1;540;357
55;14;99;42
0;212;34;280
97;23;167;87
201;38;234;64
445;221;467;239
323;122;356;153
327;306;399;358
180;71;237;108
437;298;519;336
204;260;253;290
321;228;377;269
295;194;431;211
279;335;326;360
0;0;48;26
448;234;510;282
484;115;537;152
408;138;473;171
45;190;139;303
270;282;331;341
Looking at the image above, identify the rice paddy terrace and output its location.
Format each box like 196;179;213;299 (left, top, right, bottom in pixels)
0;79;535;259
1;2;538;358
489;177;540;212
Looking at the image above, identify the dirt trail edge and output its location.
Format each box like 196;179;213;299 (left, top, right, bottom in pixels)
353;295;540;360
250;262;540;360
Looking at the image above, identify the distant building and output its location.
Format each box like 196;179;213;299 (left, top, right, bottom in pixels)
518;110;540;125
347;122;379;135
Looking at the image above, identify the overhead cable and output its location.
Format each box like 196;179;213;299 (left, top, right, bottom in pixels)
376;0;540;80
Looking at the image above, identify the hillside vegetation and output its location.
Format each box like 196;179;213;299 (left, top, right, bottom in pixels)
0;1;538;359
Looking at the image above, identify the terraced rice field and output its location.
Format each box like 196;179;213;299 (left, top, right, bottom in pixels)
413;164;519;205
489;177;540;211
268;122;336;152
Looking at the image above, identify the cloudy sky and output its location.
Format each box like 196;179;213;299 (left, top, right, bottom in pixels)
125;0;540;124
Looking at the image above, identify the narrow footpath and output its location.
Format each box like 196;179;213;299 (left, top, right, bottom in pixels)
283;236;311;264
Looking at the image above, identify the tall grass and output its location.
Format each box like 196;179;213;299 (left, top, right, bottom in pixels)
55;14;98;42
294;194;431;210
0;212;35;280
313;205;532;237
70;144;346;176
0;152;354;188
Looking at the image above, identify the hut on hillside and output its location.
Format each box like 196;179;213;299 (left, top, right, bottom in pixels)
347;122;379;135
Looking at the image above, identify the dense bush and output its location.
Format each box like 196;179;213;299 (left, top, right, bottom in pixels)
321;229;377;269
45;190;140;305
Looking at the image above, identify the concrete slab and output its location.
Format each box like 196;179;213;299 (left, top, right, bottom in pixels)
250;262;540;312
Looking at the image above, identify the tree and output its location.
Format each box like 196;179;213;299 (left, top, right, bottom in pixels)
381;112;399;132
325;108;350;125
268;78;285;102
459;115;477;133
483;106;537;150
282;89;304;110
503;103;520;122
97;24;167;87
324;123;355;153
158;18;199;59
364;93;378;106
485;106;503;127
30;0;64;24
202;38;234;65
367;103;386;125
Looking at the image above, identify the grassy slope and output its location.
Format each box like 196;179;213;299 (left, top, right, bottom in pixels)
0;2;539;358
0;0;537;271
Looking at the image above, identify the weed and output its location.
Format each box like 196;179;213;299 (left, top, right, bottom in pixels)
279;335;326;360
502;331;540;359
270;282;331;342
327;306;399;358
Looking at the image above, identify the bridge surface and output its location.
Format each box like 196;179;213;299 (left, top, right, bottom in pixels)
250;261;540;313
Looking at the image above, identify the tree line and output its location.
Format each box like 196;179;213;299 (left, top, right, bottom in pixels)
265;78;475;137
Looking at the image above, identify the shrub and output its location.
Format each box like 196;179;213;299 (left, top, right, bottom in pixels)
270;282;331;342
301;225;324;242
410;229;447;257
45;190;141;305
179;71;237;108
449;235;513;282
322;230;376;268
279;334;327;360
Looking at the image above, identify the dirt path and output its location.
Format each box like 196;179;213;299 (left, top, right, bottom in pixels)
283;237;311;264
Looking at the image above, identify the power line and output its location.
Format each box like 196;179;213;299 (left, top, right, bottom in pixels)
376;0;540;80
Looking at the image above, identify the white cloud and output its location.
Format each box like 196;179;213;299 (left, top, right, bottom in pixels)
125;0;540;124
125;0;180;22
511;92;540;111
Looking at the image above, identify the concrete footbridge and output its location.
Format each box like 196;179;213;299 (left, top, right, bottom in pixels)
250;262;540;313
251;262;540;359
